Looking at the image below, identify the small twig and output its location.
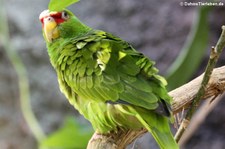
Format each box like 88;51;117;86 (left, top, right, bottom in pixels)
175;26;225;142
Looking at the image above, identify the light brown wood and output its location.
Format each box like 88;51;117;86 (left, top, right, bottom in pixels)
171;66;225;113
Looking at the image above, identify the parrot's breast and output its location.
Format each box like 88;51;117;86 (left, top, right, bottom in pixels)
79;100;143;133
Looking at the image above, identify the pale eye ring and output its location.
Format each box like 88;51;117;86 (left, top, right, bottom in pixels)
62;11;69;20
44;17;54;23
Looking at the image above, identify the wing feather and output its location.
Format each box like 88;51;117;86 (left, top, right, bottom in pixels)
63;30;171;114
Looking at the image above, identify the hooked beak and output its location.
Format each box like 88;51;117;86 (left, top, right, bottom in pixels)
39;10;60;43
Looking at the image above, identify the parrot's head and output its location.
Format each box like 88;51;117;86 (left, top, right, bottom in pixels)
39;9;91;43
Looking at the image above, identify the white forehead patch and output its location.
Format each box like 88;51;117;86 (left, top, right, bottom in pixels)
39;10;50;20
39;10;58;20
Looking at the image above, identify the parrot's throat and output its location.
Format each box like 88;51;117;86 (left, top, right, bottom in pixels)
46;39;63;68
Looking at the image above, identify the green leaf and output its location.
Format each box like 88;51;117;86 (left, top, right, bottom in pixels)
39;116;93;149
48;0;80;11
166;7;211;90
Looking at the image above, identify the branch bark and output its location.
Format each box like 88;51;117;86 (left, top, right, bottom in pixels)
87;66;225;149
171;66;225;113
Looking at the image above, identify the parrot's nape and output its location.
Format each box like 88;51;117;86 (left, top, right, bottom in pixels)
39;9;179;149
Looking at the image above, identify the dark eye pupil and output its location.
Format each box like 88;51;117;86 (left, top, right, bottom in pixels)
63;11;68;18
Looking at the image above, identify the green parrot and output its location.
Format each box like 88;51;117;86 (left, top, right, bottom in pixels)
39;9;179;149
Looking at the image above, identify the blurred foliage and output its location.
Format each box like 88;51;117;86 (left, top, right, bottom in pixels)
166;7;211;90
49;0;80;11
40;117;93;149
0;0;46;143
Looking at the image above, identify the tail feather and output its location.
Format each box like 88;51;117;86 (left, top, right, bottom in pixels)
150;127;178;149
134;110;179;149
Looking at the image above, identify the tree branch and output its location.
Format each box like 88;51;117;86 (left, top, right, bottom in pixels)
87;66;225;149
171;66;225;113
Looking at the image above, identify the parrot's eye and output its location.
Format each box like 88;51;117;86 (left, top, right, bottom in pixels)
62;11;69;20
43;17;54;23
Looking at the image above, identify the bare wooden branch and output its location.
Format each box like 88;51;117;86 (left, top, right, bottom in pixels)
87;66;225;149
87;129;147;149
171;66;225;114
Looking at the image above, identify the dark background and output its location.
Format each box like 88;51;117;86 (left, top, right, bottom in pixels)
1;0;225;148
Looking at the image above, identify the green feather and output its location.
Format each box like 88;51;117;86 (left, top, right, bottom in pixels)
86;76;93;88
76;41;87;49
